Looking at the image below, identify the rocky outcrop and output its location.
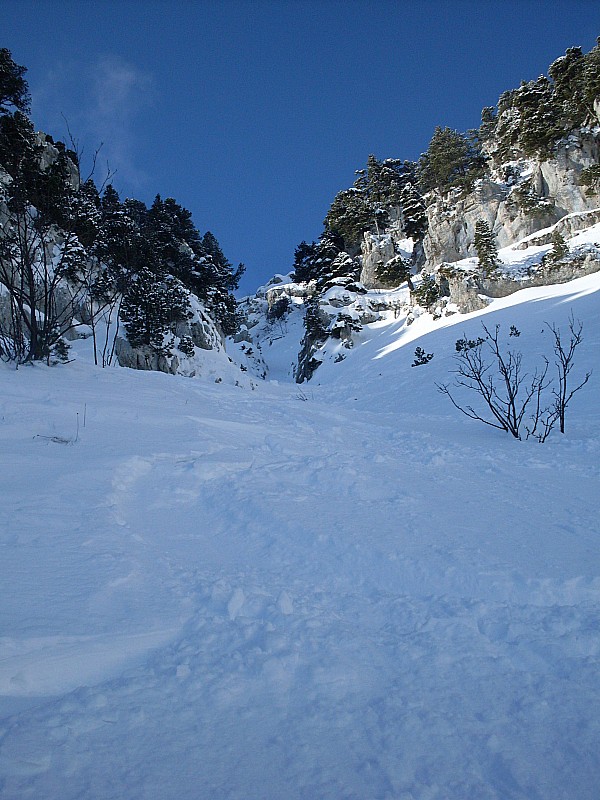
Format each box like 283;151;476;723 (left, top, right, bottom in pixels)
514;209;600;249
265;281;314;309
537;131;600;214
37;134;80;189
360;232;396;287
181;306;223;351
359;225;420;288
115;337;181;374
439;248;600;314
423;132;600;270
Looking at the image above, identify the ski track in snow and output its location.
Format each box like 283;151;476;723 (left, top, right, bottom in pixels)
1;275;600;799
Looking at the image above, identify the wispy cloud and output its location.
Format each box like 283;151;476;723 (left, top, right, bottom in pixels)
86;55;154;190
30;55;154;194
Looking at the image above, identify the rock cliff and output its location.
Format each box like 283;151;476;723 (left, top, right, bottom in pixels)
422;130;600;272
355;126;600;294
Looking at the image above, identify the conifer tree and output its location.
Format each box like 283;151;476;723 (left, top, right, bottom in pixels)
473;219;499;277
418;127;486;195
376;254;413;288
328;251;360;284
120;268;191;354
399;182;427;239
313;231;345;286
324;188;376;251
198;231;244;335
71;179;101;249
513;76;562;157
490;38;600;162
292;241;318;283
547;228;568;264
0;48;30;115
479;107;497;143
548;47;587;127
582;37;600;114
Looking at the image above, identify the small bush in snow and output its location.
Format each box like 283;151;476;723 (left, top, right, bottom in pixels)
412;274;440;309
178;335;195;357
267;297;291;321
51;338;71;364
412;347;434;367
438;318;591;442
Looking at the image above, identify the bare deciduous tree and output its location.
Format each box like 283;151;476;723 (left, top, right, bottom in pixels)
547;315;592;434
437;319;590;442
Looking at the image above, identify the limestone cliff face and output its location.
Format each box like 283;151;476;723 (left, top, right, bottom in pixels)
441;246;600;316
422;131;600;270
115;301;225;374
360;232;396;287
358;131;600;289
359;227;422;287
264;277;314;309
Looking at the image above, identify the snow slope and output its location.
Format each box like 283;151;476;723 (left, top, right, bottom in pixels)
1;272;600;799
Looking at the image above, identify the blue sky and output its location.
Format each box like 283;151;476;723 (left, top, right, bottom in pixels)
2;0;599;293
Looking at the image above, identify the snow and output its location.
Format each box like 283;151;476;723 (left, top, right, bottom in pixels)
1;269;600;798
450;218;600;280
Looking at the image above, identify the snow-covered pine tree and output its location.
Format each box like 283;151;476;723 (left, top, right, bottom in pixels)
327;251;360;284
200;231;244;335
582;37;600;114
547;228;568;264
292;240;319;283
324;188;376;252
418;126;486;195
376;254;413;288
473;219;499;277
399;182;427;240
548;47;587;128
120;268;191;354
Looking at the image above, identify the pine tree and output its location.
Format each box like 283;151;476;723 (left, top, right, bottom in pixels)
313;231;345;286
479;106;497;143
376;254;412;288
89;185;142;305
324;188;376;251
71;179;101;249
411;274;440;308
198;231;244;335
0;109;40;184
0;49;30;115
147;195;196;286
473;219;499;277
328;251;360;283
513;76;562;157
292;240;318;283
548;47;587;127
120;268;191;354
399;182;427;239
582;37;600;115
547;229;568;264
418;127;486;195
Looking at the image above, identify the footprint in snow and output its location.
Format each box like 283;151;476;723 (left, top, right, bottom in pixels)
277;591;294;615
227;588;245;620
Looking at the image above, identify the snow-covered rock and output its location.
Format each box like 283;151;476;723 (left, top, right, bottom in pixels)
422;133;600;270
